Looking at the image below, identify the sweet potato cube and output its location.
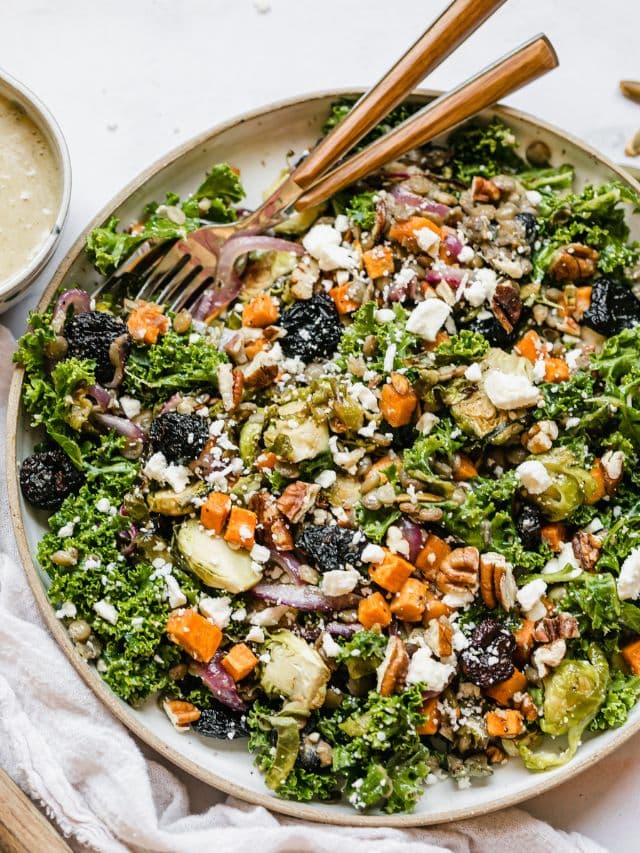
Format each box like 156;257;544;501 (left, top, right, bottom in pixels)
358;592;392;629
484;668;528;706
422;591;453;623
622;638;640;675
166;608;222;663
514;619;536;664
544;357;570;383
388;216;444;252
416;696;440;735
390;578;427;622
362;245;394;279
127;301;170;345
515;329;544;364
380;377;418;427
221;643;259;681
415;534;451;580
452;453;478;482
541;523;566;553
200;491;232;534
242;293;279;328
485;709;525;738
369;549;415;593
224;506;257;549
328;283;360;314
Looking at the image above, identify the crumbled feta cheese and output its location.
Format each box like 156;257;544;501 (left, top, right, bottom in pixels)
565;348;582;372
406;647;455;691
143;451;191;493
515;460;553;495
249;605;292;626
321;569;360;597
618;547;640;600
386;525;410;557
165;575;187;609
55;601;77;619
415;227;440;257
315;469;337;489
93;599;118;625
361;543;385;564
334;214;349;233
543;542;581;578
245;626;265;643
119;396;141;419
58;521;75;538
350;382;379;413
302;224;358;271
406;299;451;341
443;590;475;608
415;412;439;434
199;595;232;628
458;245;475;263
483;369;539;410
96;497;112;514
532;357;547;383
383;343;397;373
464;362;483;382
565;416;581;429
375;308;396;323
250;543;270;563
321;632;342;658
463;269;497;307
526;189;542;206
516;578;547;621
231;607;247;622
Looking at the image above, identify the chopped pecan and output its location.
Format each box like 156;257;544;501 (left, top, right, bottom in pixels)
436;546;480;599
492;283;523;333
242;350;279;389
486;744;508;764
601;450;624;495
250;491;294;551
376;636;409;696
162;699;201;729
479;552;517;611
514;692;538;722
471;176;501;204
218;363;245;411
549;243;599;281
222;333;248;364
534;613;580;643
276;481;320;523
522;420;558;454
425;616;454;658
530;638;566;679
572;531;602;572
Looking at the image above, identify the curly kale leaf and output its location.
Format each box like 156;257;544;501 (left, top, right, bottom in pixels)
434;330;489;364
403;418;465;497
124;329;227;403
447;118;525;183
86;164;245;275
337;630;387;680
337;301;418;375
355;506;401;543
518;164;575;192
590;669;640;731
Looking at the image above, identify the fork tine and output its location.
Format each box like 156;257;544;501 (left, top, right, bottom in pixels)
155;259;204;305
136;249;190;301
92;240;161;298
170;269;215;313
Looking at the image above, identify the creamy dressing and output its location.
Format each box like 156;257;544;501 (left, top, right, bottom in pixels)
0;93;61;285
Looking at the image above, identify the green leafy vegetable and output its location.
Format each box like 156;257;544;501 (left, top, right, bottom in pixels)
448;118;525;184
434;330;489;364
403;418;465;495
337;301;418;375
590;669;640;731
337;630;386;680
518;164;574;192
323;99;421;154
344;191;378;231
355;505;401;543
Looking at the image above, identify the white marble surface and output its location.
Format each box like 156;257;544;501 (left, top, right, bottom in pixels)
2;0;640;848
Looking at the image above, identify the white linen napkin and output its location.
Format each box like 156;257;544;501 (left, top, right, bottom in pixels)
0;325;605;853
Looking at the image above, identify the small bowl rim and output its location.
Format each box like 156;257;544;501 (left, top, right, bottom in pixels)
0;66;72;298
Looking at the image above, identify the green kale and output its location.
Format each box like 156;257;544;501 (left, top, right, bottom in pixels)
590;669;640;731
532;180;640;281
337;630;387;680
533;372;609;437
518;164;574;192
337;301;418;375
447;118;525;184
343;190;378;231
124;329;227;404
86;164;245;275
563;572;622;635
403;418;465;495
355;505;401;543
323;99;421;153
433;330;489;364
13;309;56;376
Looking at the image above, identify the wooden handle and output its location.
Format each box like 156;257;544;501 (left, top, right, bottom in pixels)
0;769;71;853
295;35;558;210
291;0;508;189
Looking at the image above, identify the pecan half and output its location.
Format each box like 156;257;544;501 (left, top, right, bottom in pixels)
471;176;501;204
437;547;480;598
492;283;523;333
530;638;567;679
377;636;409;696
514;692;538;722
534;613;580;643
601;450;624;495
572;531;602;572
242;350;279;389
162;699;201;729
276;481;320;523
522;420;558;454
250;491;294;551
548;243;599;281
479;552;517;611
425;616;454;658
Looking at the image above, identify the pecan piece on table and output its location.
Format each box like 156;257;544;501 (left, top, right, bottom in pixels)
377;636;409;696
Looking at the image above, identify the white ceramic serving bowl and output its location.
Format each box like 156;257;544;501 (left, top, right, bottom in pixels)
7;90;640;826
0;68;71;312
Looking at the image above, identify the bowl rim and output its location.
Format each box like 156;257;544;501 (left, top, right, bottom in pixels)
0;66;72;298
7;87;640;826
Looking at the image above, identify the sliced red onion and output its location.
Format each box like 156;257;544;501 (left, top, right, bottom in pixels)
117;524;138;556
93;412;146;441
52;289;91;333
86;384;112;410
160;393;182;414
105;333;130;389
389;185;450;220
192;234;304;322
425;269;442;285
251;583;358;612
191;655;246;713
269;549;305;585
398;517;424;564
444;234;463;260
326;621;362;639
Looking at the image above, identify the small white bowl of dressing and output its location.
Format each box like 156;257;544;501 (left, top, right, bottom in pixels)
0;69;71;312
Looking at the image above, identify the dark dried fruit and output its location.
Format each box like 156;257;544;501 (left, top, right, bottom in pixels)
299;735;333;771
192;704;248;739
515;212;538;244
20;448;84;510
516;503;542;551
492;283;523;334
467;313;519;349
279;294;343;363
64;311;130;384
583;276;640;336
296;524;365;573
149;412;209;465
460;618;515;688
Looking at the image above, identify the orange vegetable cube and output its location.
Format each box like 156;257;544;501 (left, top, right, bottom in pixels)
514;619;536;664
544;357;570;383
515;329;545;364
256;451;278;471
452;453;478;482
369;549;415;593
242;293;279;328
416;696;440;735
390;578;427;622
362;245;394;279
380;373;418;427
415;534;451;580
484;668;528;706
200;491;232;534
541;523;566;553
245;338;268;359
221;643;259;681
223;506;257;549
622;639;640;674
586;460;607;505
358;592;392;629
485;709;525;738
388;216;444;252
166;609;222;663
423;591;453;623
328;283;360;314
127;301;170;345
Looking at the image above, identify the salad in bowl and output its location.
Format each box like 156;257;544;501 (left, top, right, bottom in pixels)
14;101;640;814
